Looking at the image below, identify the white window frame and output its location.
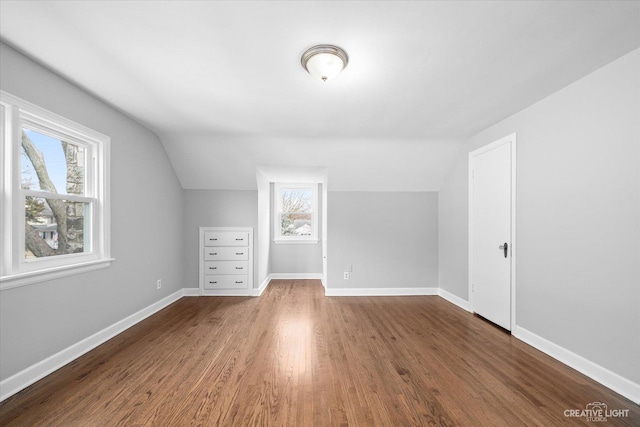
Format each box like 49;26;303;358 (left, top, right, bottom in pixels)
0;91;112;290
274;183;318;243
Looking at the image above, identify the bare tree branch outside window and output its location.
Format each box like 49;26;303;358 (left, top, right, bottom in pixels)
21;130;86;258
280;189;312;236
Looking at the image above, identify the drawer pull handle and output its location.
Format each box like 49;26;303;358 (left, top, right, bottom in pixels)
235;281;243;284
235;238;244;241
210;281;217;284
209;267;217;270
210;238;218;241
210;253;217;256
235;252;243;255
235;267;243;270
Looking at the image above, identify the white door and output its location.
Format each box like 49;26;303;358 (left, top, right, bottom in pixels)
322;182;328;287
470;135;515;330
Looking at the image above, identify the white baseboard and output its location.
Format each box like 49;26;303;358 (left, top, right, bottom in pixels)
0;288;185;402
183;288;200;296
438;288;471;312
513;326;640;405
252;275;271;296
325;287;439;297
269;273;323;280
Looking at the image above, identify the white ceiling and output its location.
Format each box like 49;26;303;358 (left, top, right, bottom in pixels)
1;1;638;190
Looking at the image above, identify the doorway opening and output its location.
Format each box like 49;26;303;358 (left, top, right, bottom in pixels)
256;167;328;292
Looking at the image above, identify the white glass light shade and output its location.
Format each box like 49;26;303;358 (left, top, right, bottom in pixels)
305;52;345;81
301;45;348;82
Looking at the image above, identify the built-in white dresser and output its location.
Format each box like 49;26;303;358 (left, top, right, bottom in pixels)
199;227;253;296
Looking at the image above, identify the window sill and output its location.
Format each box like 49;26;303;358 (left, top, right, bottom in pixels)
273;240;319;245
0;258;115;291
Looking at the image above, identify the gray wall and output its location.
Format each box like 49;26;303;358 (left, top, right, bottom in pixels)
0;43;185;381
328;192;438;289
183;190;258;288
438;49;639;383
269;183;323;275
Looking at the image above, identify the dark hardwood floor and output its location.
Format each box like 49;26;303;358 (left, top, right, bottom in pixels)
1;280;638;426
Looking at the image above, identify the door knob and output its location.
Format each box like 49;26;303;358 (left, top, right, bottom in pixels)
499;243;508;258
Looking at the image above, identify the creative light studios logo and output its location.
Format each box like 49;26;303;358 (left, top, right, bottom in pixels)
564;401;630;423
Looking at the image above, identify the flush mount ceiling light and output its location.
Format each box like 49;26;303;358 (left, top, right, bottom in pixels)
301;44;349;82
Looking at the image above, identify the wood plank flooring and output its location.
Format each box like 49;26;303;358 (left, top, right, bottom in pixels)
1;280;638;426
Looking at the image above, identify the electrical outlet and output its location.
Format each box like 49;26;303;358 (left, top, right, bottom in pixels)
344;272;349;280
157;279;162;289
346;264;353;272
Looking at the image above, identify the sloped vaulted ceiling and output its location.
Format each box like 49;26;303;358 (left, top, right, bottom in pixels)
1;1;638;190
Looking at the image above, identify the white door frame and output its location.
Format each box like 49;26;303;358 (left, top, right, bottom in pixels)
468;133;517;330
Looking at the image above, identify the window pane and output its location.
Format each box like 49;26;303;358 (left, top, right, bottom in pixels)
21;128;85;195
25;197;90;259
281;189;311;213
281;213;312;236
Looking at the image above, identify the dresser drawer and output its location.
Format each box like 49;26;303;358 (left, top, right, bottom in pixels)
204;247;249;261
203;261;248;275
204;231;249;247
203;275;249;289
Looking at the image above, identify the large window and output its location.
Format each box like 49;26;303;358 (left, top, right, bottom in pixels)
1;91;111;289
274;183;318;242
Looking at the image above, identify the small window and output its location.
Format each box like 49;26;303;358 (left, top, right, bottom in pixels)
1;91;111;289
22;128;91;258
274;183;318;242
